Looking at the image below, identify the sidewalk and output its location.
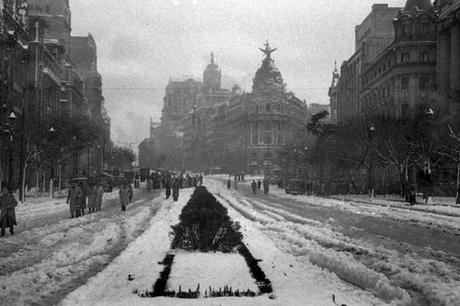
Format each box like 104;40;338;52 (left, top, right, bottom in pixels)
329;194;460;217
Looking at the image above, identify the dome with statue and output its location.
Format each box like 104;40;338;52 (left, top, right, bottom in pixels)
252;41;285;95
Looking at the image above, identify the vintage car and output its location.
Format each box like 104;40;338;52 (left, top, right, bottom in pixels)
285;179;307;195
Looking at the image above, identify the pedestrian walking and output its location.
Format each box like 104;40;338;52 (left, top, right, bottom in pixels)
67;183;81;218
0;186;17;237
199;174;203;186
165;179;171;199
251;180;257;195
87;183;97;214
456;184;460;205
79;182;87;216
119;183;130;212
263;180;269;195
234;177;238;190
96;183;104;211
172;179;180;201
257;180;262;190
127;183;133;203
227;179;231;190
409;184;417;206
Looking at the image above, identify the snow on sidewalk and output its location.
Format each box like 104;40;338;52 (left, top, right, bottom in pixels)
0;190;159;306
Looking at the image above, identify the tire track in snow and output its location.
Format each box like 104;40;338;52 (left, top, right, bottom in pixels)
213;183;460;306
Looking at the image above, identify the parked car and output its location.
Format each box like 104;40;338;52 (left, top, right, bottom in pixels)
93;174;114;192
285;179;307;195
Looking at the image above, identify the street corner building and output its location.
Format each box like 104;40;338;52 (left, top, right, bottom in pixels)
139;43;308;176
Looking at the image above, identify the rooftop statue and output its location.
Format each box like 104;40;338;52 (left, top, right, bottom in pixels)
259;40;277;59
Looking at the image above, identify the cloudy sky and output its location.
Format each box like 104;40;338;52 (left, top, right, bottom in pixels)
70;0;407;148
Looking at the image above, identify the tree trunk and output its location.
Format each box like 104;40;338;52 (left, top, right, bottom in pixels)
21;162;28;202
35;169;39;198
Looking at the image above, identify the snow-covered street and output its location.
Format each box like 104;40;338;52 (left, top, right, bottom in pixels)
1;176;459;305
0;188;163;306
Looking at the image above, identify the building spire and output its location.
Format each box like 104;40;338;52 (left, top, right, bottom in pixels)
334;60;337;72
211;52;214;63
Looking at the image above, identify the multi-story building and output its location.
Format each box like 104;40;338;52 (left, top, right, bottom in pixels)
335;4;401;124
70;34;109;173
28;0;71;51
0;1;30;188
435;0;460;113
207;43;308;175
360;0;437;119
328;63;340;124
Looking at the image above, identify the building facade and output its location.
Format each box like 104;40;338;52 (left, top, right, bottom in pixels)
335;4;401;124
0;1;109;192
361;0;437;119
435;0;460;113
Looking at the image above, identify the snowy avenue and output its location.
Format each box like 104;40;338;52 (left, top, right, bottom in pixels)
0;176;459;306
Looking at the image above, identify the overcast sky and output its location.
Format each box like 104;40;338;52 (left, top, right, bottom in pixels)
70;0;408;149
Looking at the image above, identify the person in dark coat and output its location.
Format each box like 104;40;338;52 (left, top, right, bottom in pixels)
263;180;269;195
79;182;87;216
172;179;180;201
67;183;82;218
127;183;133;203
0;186;17;236
165;179;171;199
95;183;104;211
227;179;231;190
409;184;417;206
257;180;262;190
251;180;257;195
87;183;97;214
119;184;130;212
456;184;460;205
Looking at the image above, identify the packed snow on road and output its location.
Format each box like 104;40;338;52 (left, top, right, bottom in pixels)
1;176;459;306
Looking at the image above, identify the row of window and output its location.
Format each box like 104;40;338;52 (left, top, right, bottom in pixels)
362;51;432;87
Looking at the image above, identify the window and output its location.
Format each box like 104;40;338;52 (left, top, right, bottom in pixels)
402;23;411;36
420;23;429;34
252;122;259;145
420;52;429;62
401;77;409;89
401;52;410;63
401;102;410;118
419;77;429;90
266;103;271;112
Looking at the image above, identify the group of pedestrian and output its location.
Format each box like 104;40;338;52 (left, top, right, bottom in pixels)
251;179;269;195
67;182;104;218
164;177;182;201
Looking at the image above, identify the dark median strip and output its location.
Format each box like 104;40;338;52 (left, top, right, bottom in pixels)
136;186;273;299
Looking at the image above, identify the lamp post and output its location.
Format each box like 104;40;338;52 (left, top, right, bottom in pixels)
48;126;56;198
7;111;17;187
368;124;376;198
424;107;434;203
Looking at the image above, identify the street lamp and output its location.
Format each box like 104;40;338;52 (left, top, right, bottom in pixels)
368;124;376;198
7;111;17;187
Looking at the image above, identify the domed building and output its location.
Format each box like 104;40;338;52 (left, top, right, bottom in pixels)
203;53;222;90
215;42;308;175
